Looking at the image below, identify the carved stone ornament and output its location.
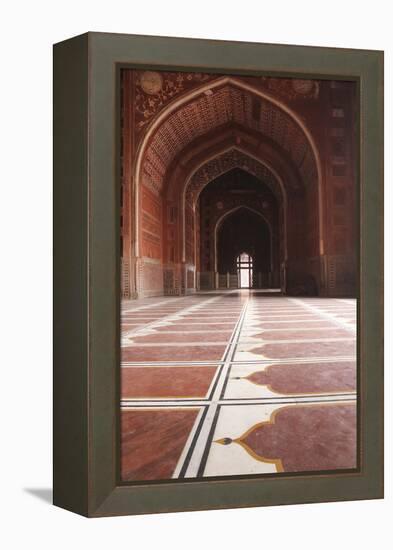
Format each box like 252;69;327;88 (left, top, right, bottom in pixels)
140;71;163;95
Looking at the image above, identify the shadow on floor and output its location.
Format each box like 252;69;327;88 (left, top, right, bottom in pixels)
24;488;52;504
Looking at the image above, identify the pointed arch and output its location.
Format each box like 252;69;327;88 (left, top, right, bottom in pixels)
181;145;287;264
214;205;274;274
133;76;323;257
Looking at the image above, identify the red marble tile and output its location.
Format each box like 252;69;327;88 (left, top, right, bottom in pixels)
170;319;235;325
121;408;199;481
245;361;356;394
250;315;319;320
192;310;240;313
121;323;144;331
317;308;354;312
121;317;160;323
121;344;227;362
336;316;356;320
251;309;303;313
129;333;230;344
121;366;217;398
180;315;239;320
255;321;335;329
250;340;356;359
251;329;352;340
123;312;170;316
234;403;357;472
154;325;234;332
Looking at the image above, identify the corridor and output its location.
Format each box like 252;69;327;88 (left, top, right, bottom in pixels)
120;291;357;481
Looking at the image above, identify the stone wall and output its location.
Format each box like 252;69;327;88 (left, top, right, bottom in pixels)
120;69;357;299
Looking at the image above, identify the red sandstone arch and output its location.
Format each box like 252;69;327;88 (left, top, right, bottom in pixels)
185;149;284;209
214;205;274;274
133;76;323;259
161;133;297;266
165;124;303;202
177;150;286;270
121;71;357;299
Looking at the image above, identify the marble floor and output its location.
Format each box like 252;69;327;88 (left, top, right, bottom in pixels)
120;291;357;481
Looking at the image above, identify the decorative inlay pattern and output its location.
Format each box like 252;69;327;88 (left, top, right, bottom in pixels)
120;294;357;480
261;76;320;100
135;70;213;131
186;149;283;208
140;71;163;95
215;403;356;473
243;361;356;394
142;84;317;194
327;254;356;295
121;258;130;299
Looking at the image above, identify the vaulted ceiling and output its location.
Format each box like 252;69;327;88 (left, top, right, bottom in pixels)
141;82;318;195
186;148;283;208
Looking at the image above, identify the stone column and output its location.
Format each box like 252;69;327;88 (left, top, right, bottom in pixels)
214;271;219;289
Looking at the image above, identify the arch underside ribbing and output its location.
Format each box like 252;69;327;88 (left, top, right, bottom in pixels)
131;75;325;297
134;76;322;259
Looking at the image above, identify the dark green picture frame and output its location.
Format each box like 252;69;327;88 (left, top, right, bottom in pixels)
53;32;383;517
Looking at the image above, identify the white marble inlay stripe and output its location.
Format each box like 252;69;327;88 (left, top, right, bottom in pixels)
121;394;357;408
121;295;222;344
180;301;249;478
120;293;358;480
290;298;356;333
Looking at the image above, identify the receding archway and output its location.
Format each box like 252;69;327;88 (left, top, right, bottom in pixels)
214;206;276;290
134;76;322;262
126;74;333;298
181;146;288;266
120;69;357;300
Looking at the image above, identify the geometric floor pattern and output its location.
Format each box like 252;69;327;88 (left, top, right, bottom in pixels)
120;290;357;481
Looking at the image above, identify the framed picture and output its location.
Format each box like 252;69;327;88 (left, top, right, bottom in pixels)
53;32;383;517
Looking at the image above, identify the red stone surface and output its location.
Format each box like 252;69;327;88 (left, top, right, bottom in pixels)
129;333;231;344
251;315;321;321
255;321;335;329
240;403;357;472
180;315;239;320
121;70;356;298
121;324;144;331
121;344;227;362
252;340;356;359
169;318;235;325
246;361;356;394
252;329;352;340
121;408;199;480
154;325;234;332
122;318;163;323
121;366;217;398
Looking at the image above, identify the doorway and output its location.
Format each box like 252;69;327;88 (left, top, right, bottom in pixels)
237;252;253;288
